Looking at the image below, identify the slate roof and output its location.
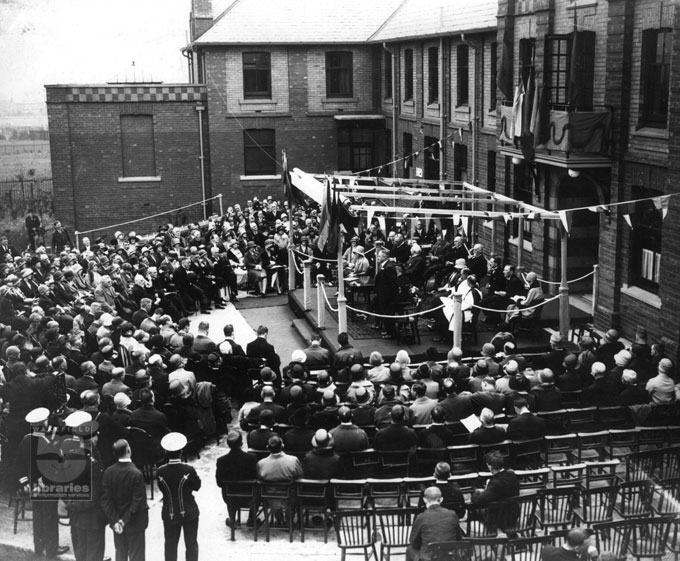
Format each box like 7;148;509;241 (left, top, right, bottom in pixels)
193;0;404;45
370;0;497;42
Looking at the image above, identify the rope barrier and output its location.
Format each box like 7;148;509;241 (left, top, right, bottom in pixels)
536;270;595;286
344;302;445;319
76;195;222;235
291;254;304;275
318;283;339;313
293;249;338;263
471;293;560;314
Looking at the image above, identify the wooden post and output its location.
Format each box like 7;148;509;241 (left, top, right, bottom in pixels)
303;260;313;311
75;231;80;251
317;275;326;329
559;226;570;340
592;264;599;318
490;202;497;257
452;292;463;349
218;193;224;216
288;216;296;292
337;231;347;334
517;216;525;270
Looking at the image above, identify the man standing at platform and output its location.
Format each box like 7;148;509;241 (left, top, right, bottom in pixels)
101;439;149;561
157;432;201;561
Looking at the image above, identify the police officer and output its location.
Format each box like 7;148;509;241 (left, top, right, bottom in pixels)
157;432;201;561
17;407;70;558
64;411;107;561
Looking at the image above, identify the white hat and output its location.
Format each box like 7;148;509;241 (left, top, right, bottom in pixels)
113;392;132;408
65;410;91;428
161;432;187;452
292;350;307;363
99;313;113;327
25;407;50;425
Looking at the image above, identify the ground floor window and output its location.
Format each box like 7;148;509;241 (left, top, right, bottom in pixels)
631;187;662;293
244;129;276;176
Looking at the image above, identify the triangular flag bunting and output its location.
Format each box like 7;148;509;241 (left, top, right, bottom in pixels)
623;214;634;229
558;210;573;234
377;216;386;233
503;214;511;224
366;207;375;228
653;195;670;219
452;213;461;226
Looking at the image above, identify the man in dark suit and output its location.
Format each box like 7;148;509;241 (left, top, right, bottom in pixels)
157;433;201;561
247;410;277;450
302;332;330;369
329;406;370;454
173;258;210;314
373;405;418;452
542;528;597;561
471;450;520;534
217;324;245;357
506;397;546;441
215;432;258;528
407;486;459;561
479;264;525;325
438;380;474;422
246;325;281;376
418;406;457;448
101;439;149;561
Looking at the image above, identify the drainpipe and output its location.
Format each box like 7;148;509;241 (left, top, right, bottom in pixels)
195;103;207;220
383;43;398;178
439;36;447;180
460;33;479;185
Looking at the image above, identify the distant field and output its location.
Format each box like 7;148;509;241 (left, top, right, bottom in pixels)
0;148;51;181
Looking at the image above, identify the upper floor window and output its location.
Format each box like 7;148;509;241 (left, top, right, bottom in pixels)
641;28;672;128
546;31;595;108
490;42;498;110
244;129;276;176
243;52;271;99
454;142;468;182
121;115;155;177
402;132;413;178
519;38;536;87
384;51;393;99
546;35;570;105
631;187;662;293
428;46;439;104
457;44;469;106
326;51;353;98
404;49;414;101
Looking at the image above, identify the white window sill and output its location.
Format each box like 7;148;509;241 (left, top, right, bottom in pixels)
239;174;282;181
427;102;440;110
567;0;598;8
455;105;471;115
508;237;533;252
239;98;276;105
321;97;358;104
403;100;415;107
621;284;661;309
118;176;161;183
632;127;669;140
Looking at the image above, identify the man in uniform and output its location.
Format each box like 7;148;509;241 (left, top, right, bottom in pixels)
64;411;107;561
17;407;70;558
101;439;149;561
157;432;201;561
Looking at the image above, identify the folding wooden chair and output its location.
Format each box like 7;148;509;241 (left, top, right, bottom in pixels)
514;468;550;493
511;438;544;469
592;519;633;561
429;540;474;561
375;507;420;561
256;481;296;542
572;430;609;463
296;478;330;543
333;509;379;561
536;486;579;532
543;433;578;465
550;463;586;488
220;479;259;541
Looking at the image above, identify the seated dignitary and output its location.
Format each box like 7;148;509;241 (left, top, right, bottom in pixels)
470;450;520;535
302;429;341;479
215;431;258;528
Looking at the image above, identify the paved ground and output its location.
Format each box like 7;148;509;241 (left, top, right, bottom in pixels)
0;292;342;560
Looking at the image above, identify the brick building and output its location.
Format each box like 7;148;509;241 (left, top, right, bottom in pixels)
44;0;680;356
46;84;210;237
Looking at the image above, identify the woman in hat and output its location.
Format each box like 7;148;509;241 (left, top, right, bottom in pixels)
244;241;267;296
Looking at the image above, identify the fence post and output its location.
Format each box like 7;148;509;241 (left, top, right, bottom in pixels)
303;260;313;311
317;275;326;329
559;227;570;340
453;293;463;349
592;264;599;318
337;292;347;335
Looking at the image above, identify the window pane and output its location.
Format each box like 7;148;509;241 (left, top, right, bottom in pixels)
121;115;155;177
457;45;469;105
244;129;275;175
243;52;271;98
404;49;414;101
428;47;439;104
384;51;393;99
326;51;353;97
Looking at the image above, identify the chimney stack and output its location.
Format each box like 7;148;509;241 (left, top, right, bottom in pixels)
190;0;213;42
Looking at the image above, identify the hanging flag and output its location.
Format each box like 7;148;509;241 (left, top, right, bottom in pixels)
497;17;514;100
452;213;461;226
317;177;338;252
282;150;305;209
531;83;550;147
377;216;386;233
522;71;535;137
512;82;525;139
558;210;573;234
623;214;634;229
653;195;671;219
503;214;512;224
460;216;470;237
366;207;375;229
568;29;595;106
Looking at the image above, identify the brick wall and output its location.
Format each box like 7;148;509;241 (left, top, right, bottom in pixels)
46;85;206;240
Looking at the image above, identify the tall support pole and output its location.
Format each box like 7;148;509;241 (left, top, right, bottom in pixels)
452;293;463;349
439;36;447;181
559;226;570;340
75;231;80;251
592;264;600;318
303;260;313;311
490;203;497;257
218;193;223;216
317;275;326;329
517;216;525;270
337;232;347;334
288;207;296;292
